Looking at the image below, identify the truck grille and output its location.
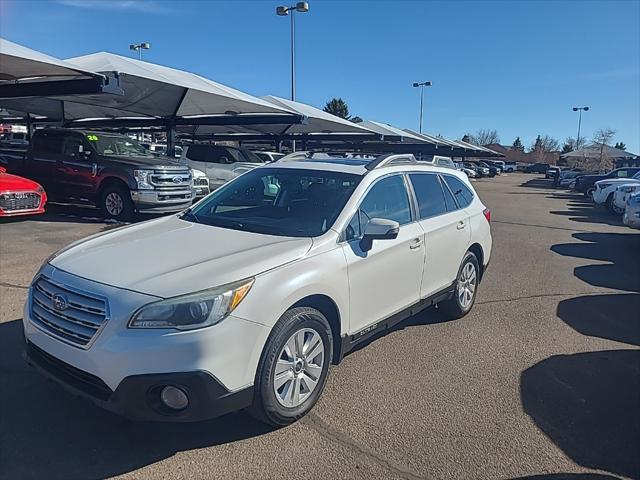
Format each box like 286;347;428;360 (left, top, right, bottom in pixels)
0;192;41;211
150;171;192;189
30;276;109;348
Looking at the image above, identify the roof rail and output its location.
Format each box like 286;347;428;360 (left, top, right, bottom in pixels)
365;153;418;171
277;151;314;162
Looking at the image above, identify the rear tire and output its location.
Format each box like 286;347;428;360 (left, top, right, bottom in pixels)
585;187;596;199
607;195;624;215
440;252;480;319
99;183;134;221
249;307;332;427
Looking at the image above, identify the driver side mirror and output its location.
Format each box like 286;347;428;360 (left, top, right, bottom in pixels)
360;218;400;252
219;156;233;164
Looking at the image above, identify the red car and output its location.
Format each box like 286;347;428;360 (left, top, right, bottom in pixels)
0;167;47;217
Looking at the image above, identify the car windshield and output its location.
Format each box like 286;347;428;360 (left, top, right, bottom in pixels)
187;167;362;237
86;133;155;157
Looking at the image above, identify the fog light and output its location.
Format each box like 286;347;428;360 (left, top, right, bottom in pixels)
160;385;189;410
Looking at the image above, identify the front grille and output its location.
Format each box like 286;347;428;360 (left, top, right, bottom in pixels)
26;341;112;401
30;276;109;348
150;171;192;189
0;192;40;211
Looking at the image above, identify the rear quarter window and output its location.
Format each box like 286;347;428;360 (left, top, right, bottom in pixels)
442;175;474;208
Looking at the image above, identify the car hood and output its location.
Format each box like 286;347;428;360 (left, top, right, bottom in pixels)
50;215;313;297
0;172;42;191
596;178;640;187
101;155;189;170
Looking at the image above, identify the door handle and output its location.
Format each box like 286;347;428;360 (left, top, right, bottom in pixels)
456;221;466;230
409;238;423;250
91;163;98;177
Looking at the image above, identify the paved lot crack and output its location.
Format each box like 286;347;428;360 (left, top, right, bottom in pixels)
0;282;29;290
302;412;429;480
476;290;617;305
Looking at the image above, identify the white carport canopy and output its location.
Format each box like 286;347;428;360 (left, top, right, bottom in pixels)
357;120;427;142
560;144;638;160
179;95;377;137
1;50;298;125
0;37;119;99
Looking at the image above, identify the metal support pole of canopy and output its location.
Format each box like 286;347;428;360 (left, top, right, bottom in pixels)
166;117;177;157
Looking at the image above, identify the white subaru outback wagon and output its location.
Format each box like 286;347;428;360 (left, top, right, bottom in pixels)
23;153;492;426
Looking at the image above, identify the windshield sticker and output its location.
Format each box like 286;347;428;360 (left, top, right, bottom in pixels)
86;134;99;141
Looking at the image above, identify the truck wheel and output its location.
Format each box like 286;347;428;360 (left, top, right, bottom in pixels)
440;252;480;319
249;307;332;427
606;194;624;215
99;184;134;221
585;187;596;199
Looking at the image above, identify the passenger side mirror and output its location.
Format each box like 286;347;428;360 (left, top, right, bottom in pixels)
360;218;400;252
219;156;232;164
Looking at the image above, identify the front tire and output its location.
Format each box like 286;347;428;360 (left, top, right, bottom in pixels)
249;307;332;427
440;252;480;319
99;184;134;221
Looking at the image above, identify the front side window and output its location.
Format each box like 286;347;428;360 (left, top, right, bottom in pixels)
189;168;361;237
186;145;212;162
408;173;448;219
345;175;412;241
442;175;474;208
32;132;63;154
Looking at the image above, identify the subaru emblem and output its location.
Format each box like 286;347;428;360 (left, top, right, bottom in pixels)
52;294;68;311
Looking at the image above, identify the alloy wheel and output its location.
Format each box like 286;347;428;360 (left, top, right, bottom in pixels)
457;261;477;309
273;327;325;408
105;192;124;216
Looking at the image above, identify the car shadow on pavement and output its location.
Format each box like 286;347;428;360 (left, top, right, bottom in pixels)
551;232;640;292
557;293;640;346
520;349;640;480
0;319;274;480
520;178;554;189
549;204;625;227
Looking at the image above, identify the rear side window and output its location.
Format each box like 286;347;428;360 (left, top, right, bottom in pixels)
443;175;474;208
186;145;212;162
408;173;448;218
32;132;63;154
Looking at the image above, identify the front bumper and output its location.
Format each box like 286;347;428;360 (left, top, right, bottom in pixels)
130;189;193;213
22;265;270;421
24;341;254;422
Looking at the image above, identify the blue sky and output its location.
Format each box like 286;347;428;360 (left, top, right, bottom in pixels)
1;0;639;152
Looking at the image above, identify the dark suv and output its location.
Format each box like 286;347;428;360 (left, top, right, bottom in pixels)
9;129;193;220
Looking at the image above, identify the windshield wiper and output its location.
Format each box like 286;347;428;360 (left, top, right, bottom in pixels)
180;208;200;223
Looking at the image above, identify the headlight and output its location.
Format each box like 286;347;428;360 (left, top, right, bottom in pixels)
129;278;254;330
36;186;45;194
598;183;612;189
133;170;154;190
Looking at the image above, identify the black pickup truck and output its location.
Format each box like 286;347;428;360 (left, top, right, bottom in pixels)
574;167;640;197
3;128;193;220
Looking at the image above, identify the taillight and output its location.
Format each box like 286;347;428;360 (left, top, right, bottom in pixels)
483;207;491;223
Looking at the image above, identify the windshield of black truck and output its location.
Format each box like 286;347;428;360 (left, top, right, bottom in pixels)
86;133;155;157
188;167;362;237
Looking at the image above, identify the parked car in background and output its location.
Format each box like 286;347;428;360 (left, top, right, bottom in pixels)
191;169;210;200
485;160;505;173
613;183;640;214
574;167;640;198
558;169;584;187
623;192;640;229
252;151;285;163
477;161;499;177
0;166;47;217
4;128;193;220
464;162;485;177
592;171;640;213
23;153;491;425
524;163;549;174
0;131;29;147
181;144;265;190
456;162;477;178
545;166;560;179
503;162;517;173
142;143;184;159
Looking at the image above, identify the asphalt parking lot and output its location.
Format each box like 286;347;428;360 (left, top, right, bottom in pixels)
0;173;638;480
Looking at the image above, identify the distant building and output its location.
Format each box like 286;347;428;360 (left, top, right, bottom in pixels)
481;144;560;165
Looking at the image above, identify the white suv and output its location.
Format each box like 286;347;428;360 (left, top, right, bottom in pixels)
23;153;492;425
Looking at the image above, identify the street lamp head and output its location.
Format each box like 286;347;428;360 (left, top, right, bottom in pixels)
413;82;419;87
276;6;289;15
425;81;432;86
129;44;137;51
583;106;589;111
572;107;578;111
141;42;150;50
296;1;309;12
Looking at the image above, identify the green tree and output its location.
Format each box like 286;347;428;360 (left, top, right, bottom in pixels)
350;116;363;123
614;141;626;150
462;134;471;143
323;98;350;119
512;137;524;152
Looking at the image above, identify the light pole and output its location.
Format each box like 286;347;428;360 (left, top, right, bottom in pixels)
412;81;432;133
572;106;589;150
129;42;150;60
276;2;309;102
